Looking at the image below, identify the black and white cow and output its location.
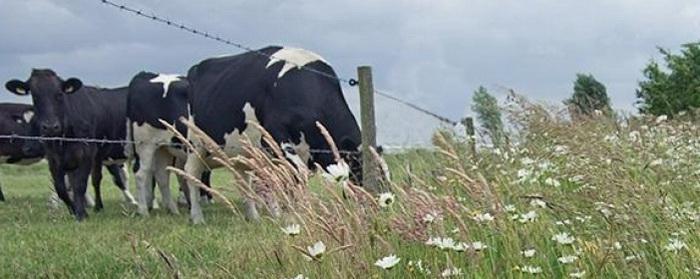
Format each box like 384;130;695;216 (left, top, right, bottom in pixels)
5;69;136;220
126;71;212;216
0;103;42;201
184;46;364;224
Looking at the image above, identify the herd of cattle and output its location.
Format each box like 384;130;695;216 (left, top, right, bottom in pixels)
0;46;368;224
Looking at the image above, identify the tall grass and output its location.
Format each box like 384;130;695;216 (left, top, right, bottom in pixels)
1;93;698;278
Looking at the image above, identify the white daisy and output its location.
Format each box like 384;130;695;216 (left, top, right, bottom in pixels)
378;192;395;208
519;265;543;274
569;270;586;278
374;254;401;269
530;199;547;208
306;241;326;260
441;267;463;277
558;255;578;264
471;241;488;251
664;238;687;253
474;212;495;223
552;232;575;245
519;210;538;223
281;224;301;236
322;161;350;183
521;248;536;258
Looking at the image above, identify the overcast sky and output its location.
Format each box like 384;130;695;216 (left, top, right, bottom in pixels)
1;0;698;145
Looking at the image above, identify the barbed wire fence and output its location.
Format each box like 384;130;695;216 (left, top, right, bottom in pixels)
0;1;471;157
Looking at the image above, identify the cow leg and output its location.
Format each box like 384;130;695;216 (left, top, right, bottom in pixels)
174;157;189;206
243;174;261;222
49;160;73;214
68;163;92;221
184;147;206;224
0;184;5;202
200;171;213;204
106;164;138;205
154;148;178;214
91;161;104;212
134;145;156;216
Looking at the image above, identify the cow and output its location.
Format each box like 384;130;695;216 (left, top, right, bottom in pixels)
126;71;212;216
0;103;42;201
184;46;366;224
0;103;135;206
5;69;136;220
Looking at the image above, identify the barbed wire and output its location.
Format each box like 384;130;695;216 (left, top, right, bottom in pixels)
0;134;433;155
96;0;461;126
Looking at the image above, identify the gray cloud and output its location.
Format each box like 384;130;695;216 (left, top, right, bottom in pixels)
1;0;698;145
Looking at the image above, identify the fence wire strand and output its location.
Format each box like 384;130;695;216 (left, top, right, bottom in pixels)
96;0;460;126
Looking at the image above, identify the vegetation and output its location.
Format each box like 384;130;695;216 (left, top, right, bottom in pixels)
637;43;700;117
472;86;505;146
565;74;611;118
1;94;699;278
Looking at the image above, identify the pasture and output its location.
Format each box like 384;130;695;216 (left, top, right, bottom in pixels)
1;102;699;278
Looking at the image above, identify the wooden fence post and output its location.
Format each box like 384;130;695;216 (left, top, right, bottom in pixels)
358;66;381;193
461;117;476;156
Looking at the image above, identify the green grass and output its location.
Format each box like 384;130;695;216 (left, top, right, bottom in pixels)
1;112;700;278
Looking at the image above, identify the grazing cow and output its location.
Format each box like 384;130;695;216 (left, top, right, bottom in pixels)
184;46;365;224
0;103;42;201
5;69;136;220
126;71;211;216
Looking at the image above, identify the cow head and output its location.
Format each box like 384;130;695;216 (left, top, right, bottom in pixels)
0;106;43;159
5;69;82;137
340;139;390;186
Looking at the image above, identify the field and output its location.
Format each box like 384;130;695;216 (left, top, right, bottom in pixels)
1;101;699;278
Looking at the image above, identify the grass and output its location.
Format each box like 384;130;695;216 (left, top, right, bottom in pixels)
1;99;699;278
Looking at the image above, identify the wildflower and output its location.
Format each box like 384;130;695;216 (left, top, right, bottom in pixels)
322;161;350;183
281;224;301;236
544;177;560;187
422;212;440;223
521;157;535;165
555;219;572;226
290;274;308;279
306;241;326;260
530;199;547;208
656;115;668;123
375;254;400;269
552;232;575;245
664;238;687;253
518;265;543;274
569;270;586;278
441;267;463;277
451;242;469;252
378;192;395;208
426;237;455;250
558;255;578;264
521;248;536;258
474;212;495;223
649;158;663;167
612;241;622;250
519;210;538;223
471;241;488;251
504;204;517;213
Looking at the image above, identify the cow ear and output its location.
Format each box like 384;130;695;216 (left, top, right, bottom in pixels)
5;80;29;96
62;78;82;94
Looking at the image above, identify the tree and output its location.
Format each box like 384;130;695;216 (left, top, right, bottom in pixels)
636;43;700;116
471;86;504;146
564;73;611;118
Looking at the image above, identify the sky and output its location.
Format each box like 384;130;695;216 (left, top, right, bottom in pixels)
1;0;698;146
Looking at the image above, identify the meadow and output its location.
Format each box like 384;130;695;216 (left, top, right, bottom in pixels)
0;97;698;278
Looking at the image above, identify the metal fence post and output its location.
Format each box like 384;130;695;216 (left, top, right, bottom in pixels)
358;66;380;193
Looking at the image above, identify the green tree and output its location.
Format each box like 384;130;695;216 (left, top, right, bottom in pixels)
636;43;700;116
472;86;504;146
564;73;611;118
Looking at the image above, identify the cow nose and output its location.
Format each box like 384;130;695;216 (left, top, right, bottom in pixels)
40;121;61;135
